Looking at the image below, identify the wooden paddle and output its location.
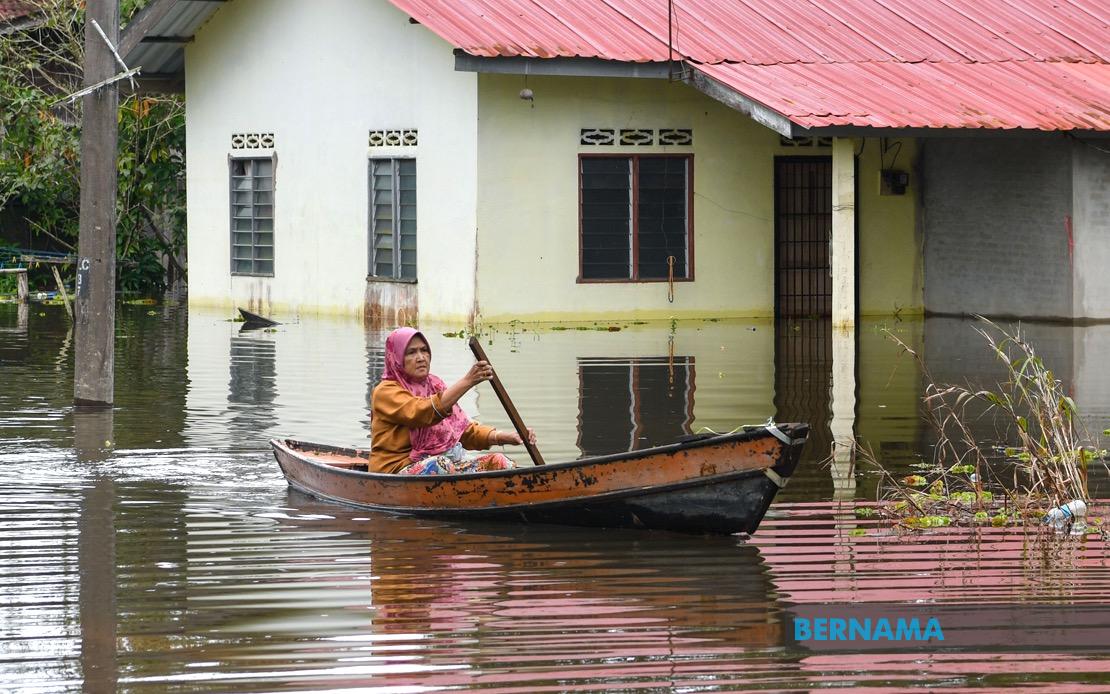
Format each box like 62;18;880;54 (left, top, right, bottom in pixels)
468;336;545;466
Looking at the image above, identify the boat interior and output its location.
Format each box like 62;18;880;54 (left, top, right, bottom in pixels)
286;439;371;472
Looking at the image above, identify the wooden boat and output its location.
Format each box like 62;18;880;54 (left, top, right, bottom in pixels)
270;422;808;535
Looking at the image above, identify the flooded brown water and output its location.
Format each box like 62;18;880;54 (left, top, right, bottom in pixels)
2;304;1109;692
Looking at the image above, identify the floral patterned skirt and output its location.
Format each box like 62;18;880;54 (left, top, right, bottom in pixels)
397;444;516;476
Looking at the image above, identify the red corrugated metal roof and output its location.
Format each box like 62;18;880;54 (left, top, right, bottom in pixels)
390;0;1110;131
394;0;1108;63
698;60;1110;130
393;0;663;60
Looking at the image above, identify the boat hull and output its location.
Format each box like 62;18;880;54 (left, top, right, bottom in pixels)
271;423;808;535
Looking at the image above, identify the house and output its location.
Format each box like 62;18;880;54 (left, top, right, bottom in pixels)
120;0;1110;325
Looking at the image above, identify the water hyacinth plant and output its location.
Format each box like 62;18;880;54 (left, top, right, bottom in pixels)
863;317;1105;532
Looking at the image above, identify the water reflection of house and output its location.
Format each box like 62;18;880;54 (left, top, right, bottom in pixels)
121;0;1110;324
181;311;784;464
278;501;786;685
578;355;695;456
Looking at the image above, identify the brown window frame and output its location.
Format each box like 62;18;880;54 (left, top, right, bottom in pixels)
577;153;694;283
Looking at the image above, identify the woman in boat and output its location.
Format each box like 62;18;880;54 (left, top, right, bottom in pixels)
370;327;536;475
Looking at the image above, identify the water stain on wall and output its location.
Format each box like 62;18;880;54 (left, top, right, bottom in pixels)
364;280;418;327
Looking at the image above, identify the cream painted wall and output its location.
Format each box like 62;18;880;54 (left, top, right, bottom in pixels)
474;74;783;322
473;75;920;322
856;137;922;316
184;0;478;321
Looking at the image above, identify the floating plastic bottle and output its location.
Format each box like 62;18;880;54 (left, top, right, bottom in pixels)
1044;500;1087;533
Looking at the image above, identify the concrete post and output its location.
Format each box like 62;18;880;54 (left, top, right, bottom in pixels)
74;0;120;406
830;329;857;499
831;138;856;329
830;138;857;491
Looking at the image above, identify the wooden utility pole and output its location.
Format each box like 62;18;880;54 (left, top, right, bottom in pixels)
74;0;120;406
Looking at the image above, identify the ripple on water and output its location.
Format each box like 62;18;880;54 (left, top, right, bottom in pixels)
3;307;1110;690
4;480;1108;692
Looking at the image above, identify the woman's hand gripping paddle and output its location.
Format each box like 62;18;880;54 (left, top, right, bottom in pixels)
468;337;545;466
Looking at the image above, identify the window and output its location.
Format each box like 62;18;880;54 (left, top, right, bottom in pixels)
230;158;274;276
369;158;416;280
579;155;692;281
577;356;696;457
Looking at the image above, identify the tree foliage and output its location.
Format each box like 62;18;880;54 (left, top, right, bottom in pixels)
0;0;185;296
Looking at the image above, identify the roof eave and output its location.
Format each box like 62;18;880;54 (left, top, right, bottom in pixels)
120;0;181;58
794;125;1110;139
119;0;223;94
454;52;800;138
683;68;797;139
454;51;673;79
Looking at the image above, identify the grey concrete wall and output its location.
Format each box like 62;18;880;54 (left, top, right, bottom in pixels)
922;316;1076;453
1073;325;1110;431
922;138;1072;319
923;317;1075;393
1072;141;1110;319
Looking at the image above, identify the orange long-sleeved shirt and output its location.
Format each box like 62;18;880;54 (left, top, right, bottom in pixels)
370;380;496;474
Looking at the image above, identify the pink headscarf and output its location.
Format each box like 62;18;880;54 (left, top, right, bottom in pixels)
382;327;471;461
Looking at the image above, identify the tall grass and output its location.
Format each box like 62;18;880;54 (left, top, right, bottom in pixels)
871;318;1101;529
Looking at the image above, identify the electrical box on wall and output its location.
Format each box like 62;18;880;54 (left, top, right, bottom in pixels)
879;169;909;195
